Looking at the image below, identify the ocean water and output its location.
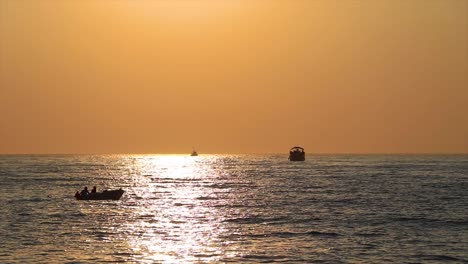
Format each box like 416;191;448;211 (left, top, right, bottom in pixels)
0;154;467;263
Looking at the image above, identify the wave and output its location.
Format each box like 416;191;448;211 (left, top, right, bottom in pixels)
443;219;468;226
196;196;219;200
8;197;48;203
413;254;465;262
223;216;289;225
233;230;341;239
355;232;385;237
223;215;323;225
269;230;341;238
239;254;301;262
391;216;439;223
208;183;235;189
10;176;72;182
391;216;468;227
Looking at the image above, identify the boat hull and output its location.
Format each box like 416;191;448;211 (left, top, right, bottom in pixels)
75;189;124;200
289;155;305;161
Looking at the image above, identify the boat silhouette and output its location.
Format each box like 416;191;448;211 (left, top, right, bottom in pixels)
190;148;198;156
289;146;305;161
74;188;124;200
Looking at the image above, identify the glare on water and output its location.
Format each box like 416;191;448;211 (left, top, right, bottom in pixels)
114;155;232;262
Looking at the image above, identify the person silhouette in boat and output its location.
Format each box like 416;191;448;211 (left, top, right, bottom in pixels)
89;186;97;198
80;187;89;197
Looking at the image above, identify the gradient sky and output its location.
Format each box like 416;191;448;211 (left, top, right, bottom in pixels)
1;0;467;154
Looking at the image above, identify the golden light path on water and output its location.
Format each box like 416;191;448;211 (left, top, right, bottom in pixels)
117;155;238;263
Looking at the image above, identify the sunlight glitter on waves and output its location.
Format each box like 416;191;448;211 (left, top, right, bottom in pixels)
129;154;223;201
121;154;229;262
133;154;219;179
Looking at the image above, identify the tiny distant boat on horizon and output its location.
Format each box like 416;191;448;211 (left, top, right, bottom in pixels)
289;146;305;161
190;148;198;156
74;188;125;200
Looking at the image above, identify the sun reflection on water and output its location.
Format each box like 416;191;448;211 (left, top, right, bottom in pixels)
121;155;230;263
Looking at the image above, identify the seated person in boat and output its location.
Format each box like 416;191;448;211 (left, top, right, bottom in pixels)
80;186;89;197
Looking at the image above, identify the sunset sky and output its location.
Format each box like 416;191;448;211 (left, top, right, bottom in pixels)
1;0;467;154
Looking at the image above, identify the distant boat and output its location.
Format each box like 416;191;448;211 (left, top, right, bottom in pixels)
190;149;198;156
74;189;125;200
289;146;305;161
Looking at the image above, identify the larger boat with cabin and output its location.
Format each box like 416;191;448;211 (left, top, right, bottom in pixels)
289;146;305;161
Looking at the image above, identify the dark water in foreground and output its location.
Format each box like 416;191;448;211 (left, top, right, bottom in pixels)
0;154;467;263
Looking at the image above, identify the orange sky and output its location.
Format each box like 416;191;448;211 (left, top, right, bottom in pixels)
1;0;467;154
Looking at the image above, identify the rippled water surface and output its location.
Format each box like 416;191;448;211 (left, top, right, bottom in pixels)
0;154;467;263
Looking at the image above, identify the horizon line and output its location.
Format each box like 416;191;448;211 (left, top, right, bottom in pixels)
0;152;467;156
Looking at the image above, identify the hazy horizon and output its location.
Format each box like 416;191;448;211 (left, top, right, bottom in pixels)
1;0;467;154
1;151;467;155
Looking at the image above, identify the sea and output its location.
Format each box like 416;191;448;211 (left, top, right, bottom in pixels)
0;154;467;263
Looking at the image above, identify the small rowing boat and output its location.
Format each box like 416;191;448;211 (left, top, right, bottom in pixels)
75;189;124;200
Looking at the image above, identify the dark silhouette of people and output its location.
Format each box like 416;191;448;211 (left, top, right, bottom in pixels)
80;187;89;197
91;186;97;193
